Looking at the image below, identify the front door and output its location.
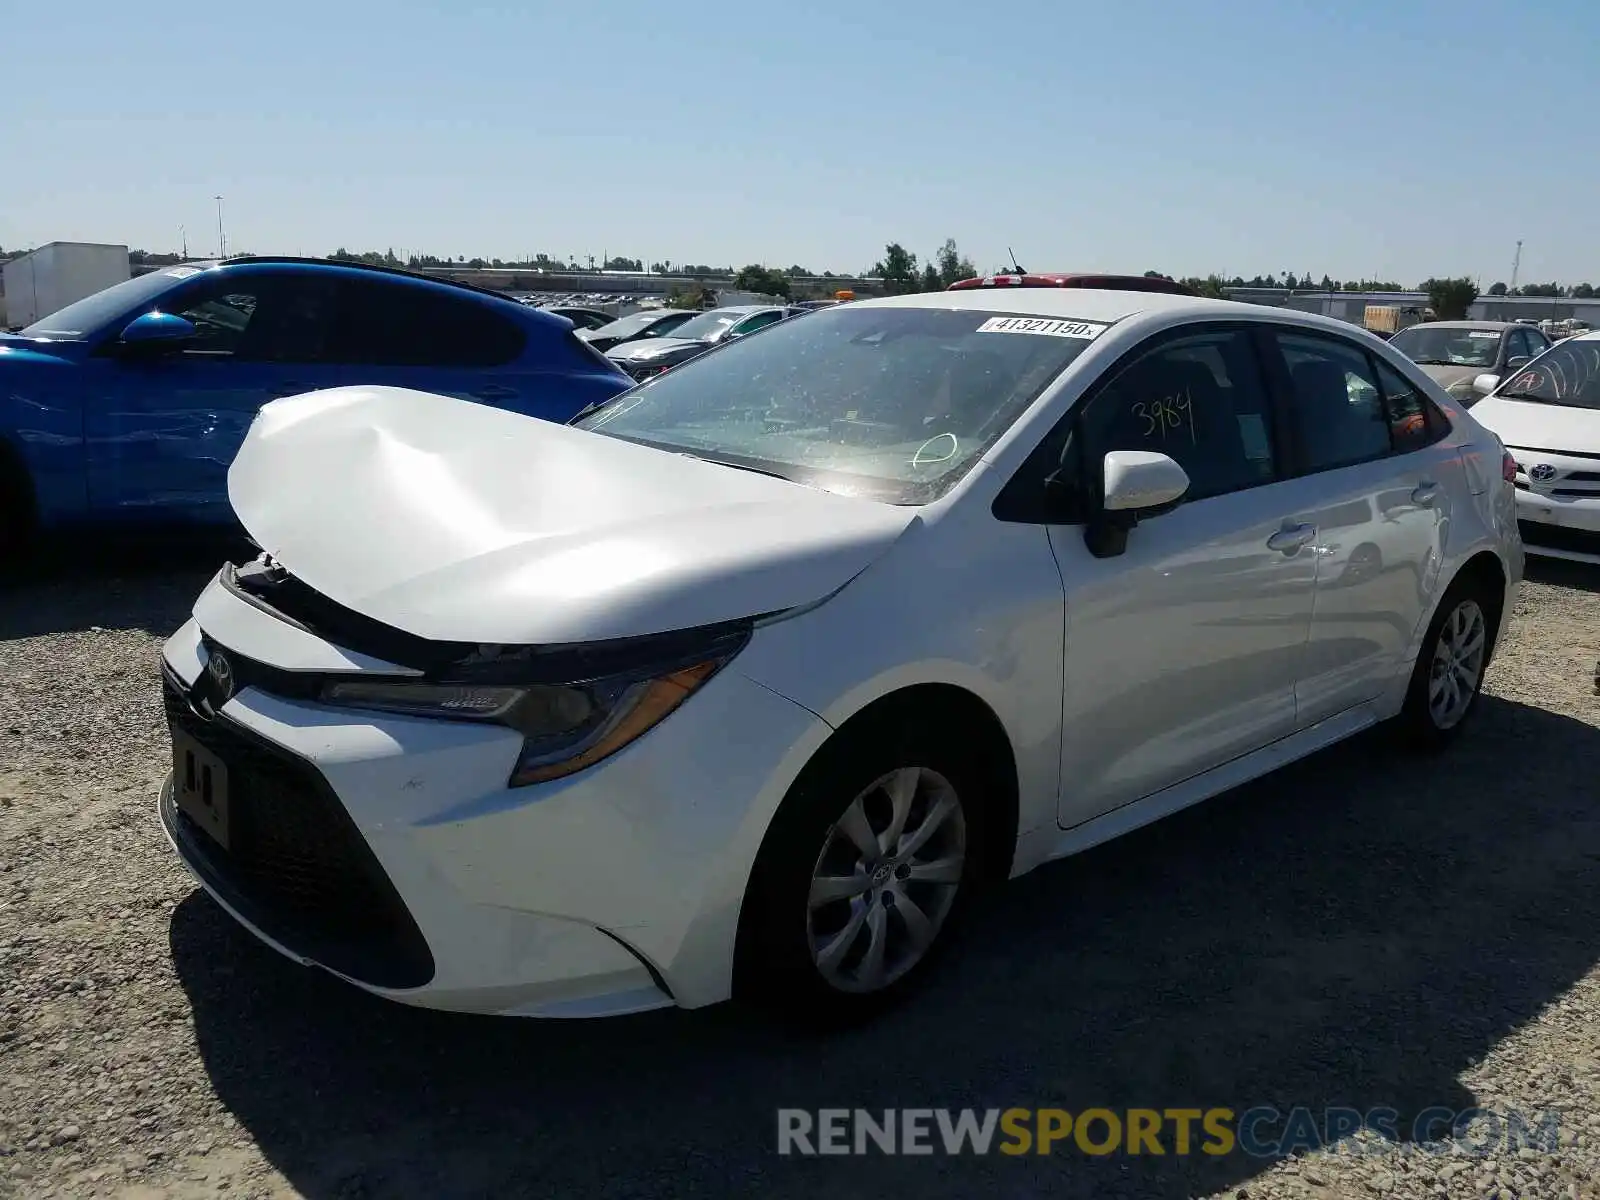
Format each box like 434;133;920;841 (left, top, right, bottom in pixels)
1048;326;1320;827
84;273;340;520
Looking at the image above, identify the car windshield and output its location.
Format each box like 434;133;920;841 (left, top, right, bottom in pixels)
1390;325;1503;367
575;305;1101;504
665;309;745;340
592;311;675;338
18;267;196;338
1496;339;1600;409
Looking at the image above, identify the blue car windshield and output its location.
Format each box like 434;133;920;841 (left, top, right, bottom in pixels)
19;267;196;338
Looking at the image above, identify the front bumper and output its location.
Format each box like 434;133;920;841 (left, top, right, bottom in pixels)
1508;448;1600;564
158;572;831;1015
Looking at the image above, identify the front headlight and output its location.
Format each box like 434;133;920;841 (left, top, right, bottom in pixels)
319;632;746;787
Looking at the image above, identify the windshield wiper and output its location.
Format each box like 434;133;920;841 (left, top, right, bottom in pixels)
568;399;614;424
678;452;794;482
1409;357;1455;365
1495;390;1552;402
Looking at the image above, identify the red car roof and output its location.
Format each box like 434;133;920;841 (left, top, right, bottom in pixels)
947;273;1196;296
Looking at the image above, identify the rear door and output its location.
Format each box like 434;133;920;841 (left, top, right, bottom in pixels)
84;271;341;519
1260;329;1456;726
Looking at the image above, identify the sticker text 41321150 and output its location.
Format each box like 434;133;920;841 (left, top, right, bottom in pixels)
975;316;1109;340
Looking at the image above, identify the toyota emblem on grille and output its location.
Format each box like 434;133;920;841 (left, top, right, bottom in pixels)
1530;464;1558;483
206;651;234;701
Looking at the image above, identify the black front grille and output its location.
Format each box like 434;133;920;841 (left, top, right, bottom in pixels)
161;669;435;989
1519;521;1600;557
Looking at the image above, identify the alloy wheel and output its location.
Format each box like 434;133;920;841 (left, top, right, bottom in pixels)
1428;598;1487;730
805;767;967;994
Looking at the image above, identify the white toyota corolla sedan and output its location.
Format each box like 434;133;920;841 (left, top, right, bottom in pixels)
1460;329;1600;564
158;287;1523;1023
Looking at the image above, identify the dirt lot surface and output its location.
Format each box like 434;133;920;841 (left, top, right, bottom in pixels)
3;542;1599;1199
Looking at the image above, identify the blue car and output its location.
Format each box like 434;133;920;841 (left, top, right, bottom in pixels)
0;257;632;547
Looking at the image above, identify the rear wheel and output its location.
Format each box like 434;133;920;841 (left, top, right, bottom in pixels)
1395;576;1499;750
736;724;986;1024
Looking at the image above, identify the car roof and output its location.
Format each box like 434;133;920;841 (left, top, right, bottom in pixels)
1406;320;1517;331
856;286;1245;324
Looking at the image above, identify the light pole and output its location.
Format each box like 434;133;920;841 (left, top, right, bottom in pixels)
179;226;187;259
214;195;226;259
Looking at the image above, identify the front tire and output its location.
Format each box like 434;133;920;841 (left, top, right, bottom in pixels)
1396;576;1499;750
736;724;987;1024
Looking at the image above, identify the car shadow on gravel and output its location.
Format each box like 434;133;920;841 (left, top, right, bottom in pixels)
0;529;245;638
1526;557;1600;595
169;695;1600;1200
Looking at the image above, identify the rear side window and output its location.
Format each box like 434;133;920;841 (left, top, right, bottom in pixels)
326;280;525;367
1375;360;1449;452
1273;333;1392;472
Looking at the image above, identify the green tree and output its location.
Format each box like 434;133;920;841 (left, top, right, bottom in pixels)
1422;277;1478;320
871;243;921;295
785;264;811;277
733;264;792;299
934;238;977;288
1573;283;1596;299
920;263;942;292
1487;281;1509;297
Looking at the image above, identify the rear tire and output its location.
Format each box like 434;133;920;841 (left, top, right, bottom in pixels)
735;718;989;1026
1394;574;1500;751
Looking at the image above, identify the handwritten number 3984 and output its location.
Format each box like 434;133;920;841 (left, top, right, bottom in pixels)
1133;392;1197;445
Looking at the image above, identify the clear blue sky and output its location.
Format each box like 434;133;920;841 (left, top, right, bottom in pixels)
5;0;1596;285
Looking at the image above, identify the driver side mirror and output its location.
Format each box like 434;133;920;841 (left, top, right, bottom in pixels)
1084;450;1191;558
117;311;195;356
1472;372;1501;396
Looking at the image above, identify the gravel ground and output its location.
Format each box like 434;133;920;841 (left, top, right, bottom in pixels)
3;542;1600;1200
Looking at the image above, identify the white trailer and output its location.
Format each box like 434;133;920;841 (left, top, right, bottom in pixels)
1;242;130;329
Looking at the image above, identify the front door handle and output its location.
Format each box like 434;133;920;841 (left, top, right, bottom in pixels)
473;384;519;400
1266;522;1317;554
1412;480;1439;506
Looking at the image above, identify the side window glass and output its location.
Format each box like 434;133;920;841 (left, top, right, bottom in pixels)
1376;361;1435;453
326;281;525;368
733;313;776;336
233;279;339;363
1275;333;1391;472
172;290;259;356
1075;329;1279;504
1506;329;1528;361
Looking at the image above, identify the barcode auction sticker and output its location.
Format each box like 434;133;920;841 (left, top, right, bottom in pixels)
975;316;1108;339
1468;331;1500;339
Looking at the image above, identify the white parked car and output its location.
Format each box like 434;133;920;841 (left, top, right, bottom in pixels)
158;289;1523;1023
1463;330;1600;563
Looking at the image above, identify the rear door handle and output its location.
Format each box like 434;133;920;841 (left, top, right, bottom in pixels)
1266;522;1317;554
473;384;519;400
1412;480;1439;506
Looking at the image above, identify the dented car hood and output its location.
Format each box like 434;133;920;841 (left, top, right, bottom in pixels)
227;386;919;645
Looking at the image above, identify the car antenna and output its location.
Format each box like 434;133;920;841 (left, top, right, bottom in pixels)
1007;247;1025;275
